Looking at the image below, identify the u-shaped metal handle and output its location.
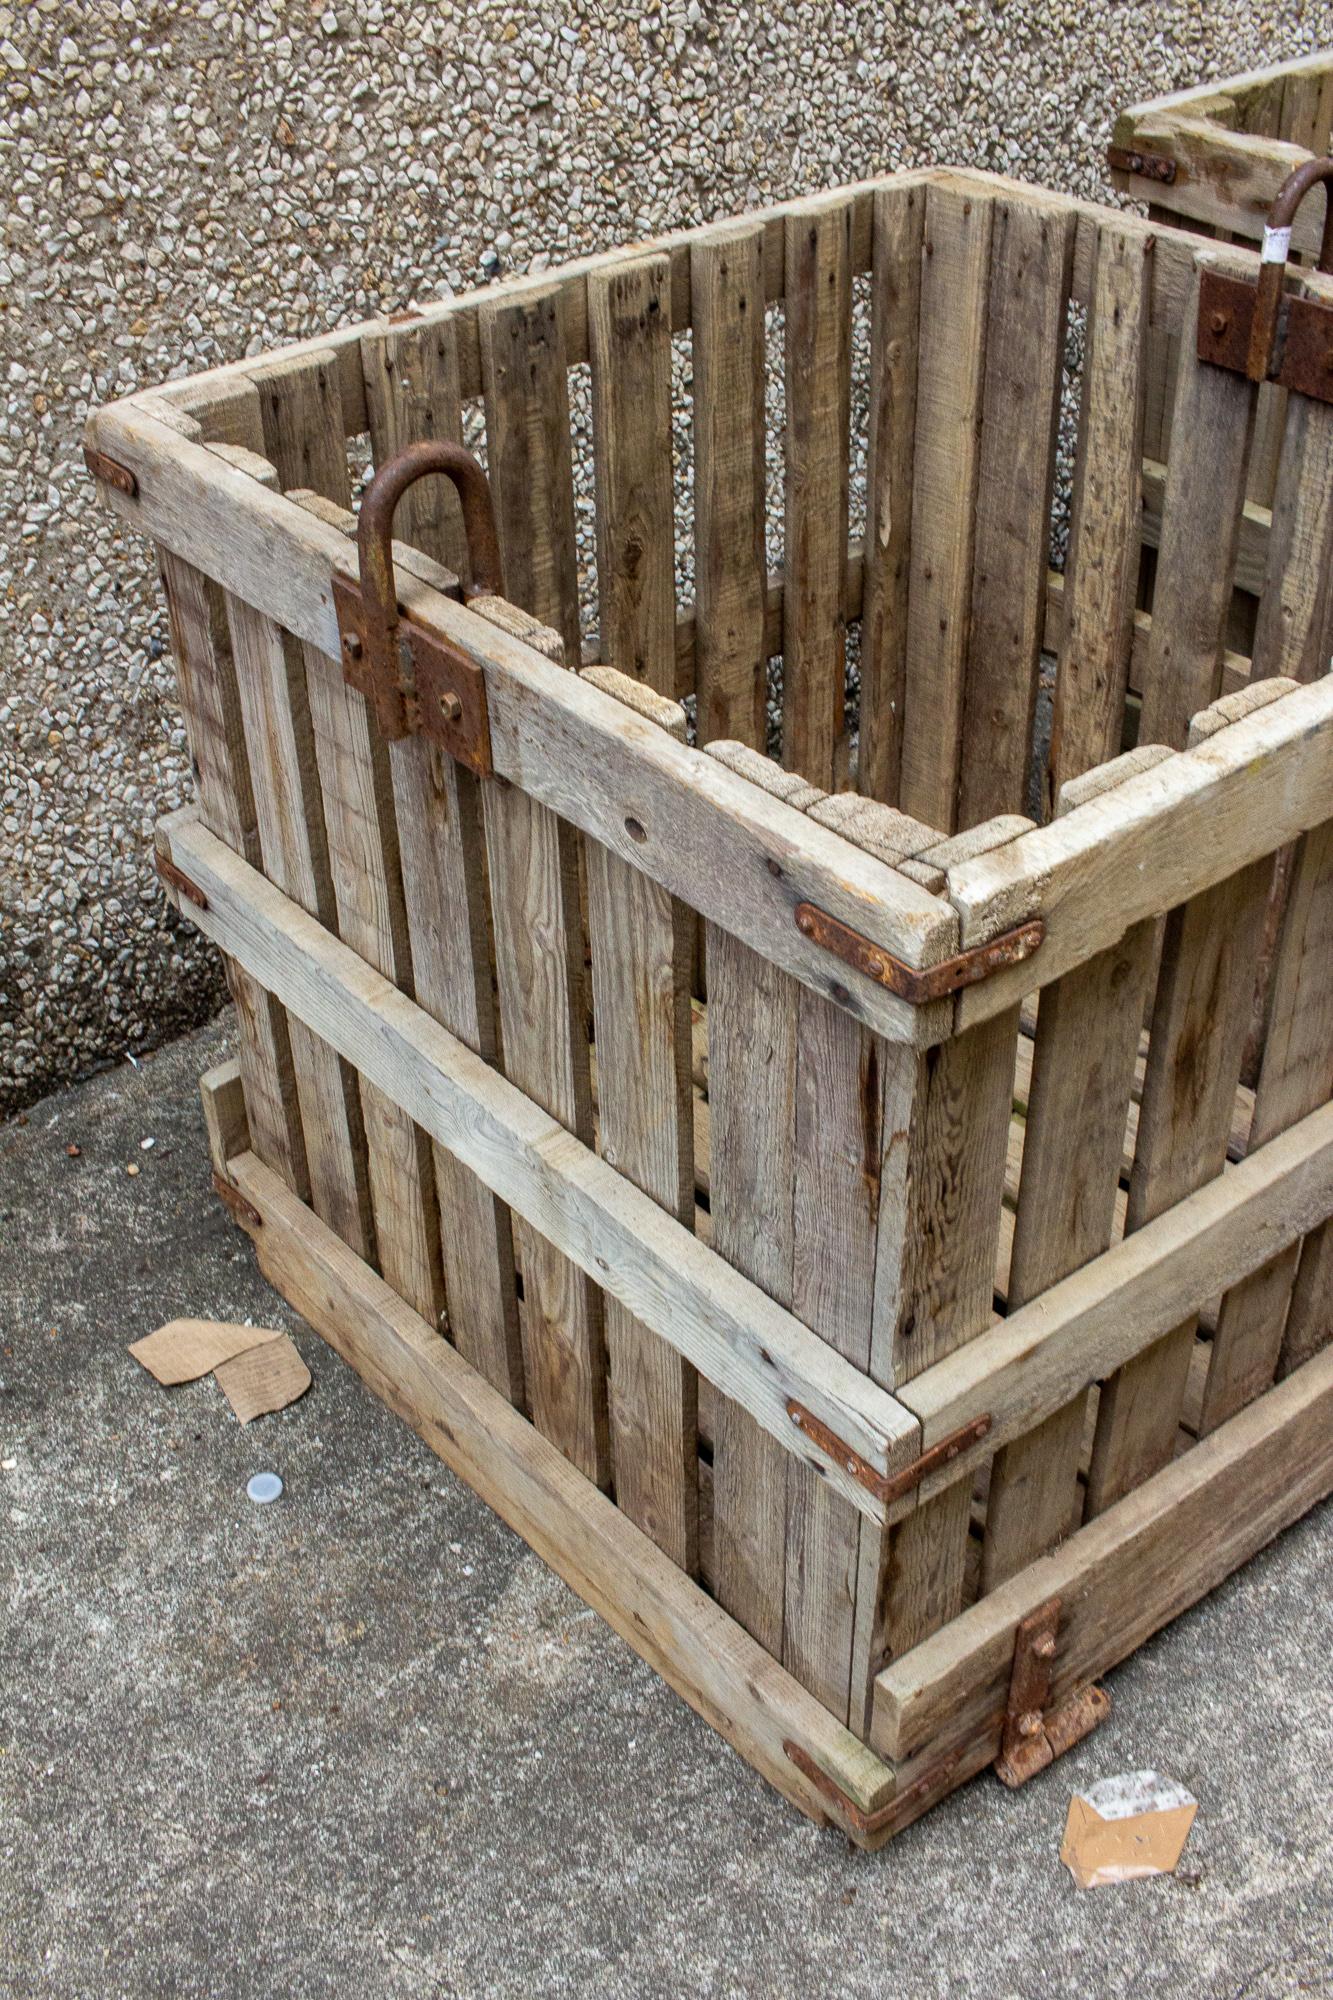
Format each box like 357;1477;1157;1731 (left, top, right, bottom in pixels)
1246;156;1333;380
357;439;506;682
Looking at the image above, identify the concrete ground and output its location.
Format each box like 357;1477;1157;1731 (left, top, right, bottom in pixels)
2;1012;1330;2000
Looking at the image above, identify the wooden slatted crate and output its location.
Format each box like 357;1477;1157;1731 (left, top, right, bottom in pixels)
87;166;1333;1848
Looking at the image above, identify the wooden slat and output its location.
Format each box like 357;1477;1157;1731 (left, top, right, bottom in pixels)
588;254;676;695
1250;385;1333;685
781;195;853;788
157;545;307;1198
477;286;582;664
584;682;697;1567
858;181;923;805
1136;259;1258;750
873;1339;1333;1768
690;223;768;750
225;585;373;1259
162;809;921;1514
957;194;1073;826
1047;221;1151;797
1200;818;1333;1431
898;183;993;829
849;1001;1021;1726
303;637;446;1326
1085;855;1273;1514
707;921;799;1651
360;316;469;576
981;920;1156;1588
251;347;351;506
226;1149;905;1843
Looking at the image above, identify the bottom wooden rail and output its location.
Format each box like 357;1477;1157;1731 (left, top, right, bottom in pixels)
199;1060;1333;1851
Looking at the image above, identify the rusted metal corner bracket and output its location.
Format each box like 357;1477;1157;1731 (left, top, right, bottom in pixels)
794;904;1044;1006
212;1169;263;1232
787;1401;992;1506
83;442;139;497
154;850;208;910
783;1740;957;1839
1106;142;1177;184
994;1598;1110;1789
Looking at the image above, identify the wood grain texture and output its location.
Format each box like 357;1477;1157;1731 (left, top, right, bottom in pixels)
1086;856;1273;1514
690;224;768;750
1137;259;1258;751
1048;222;1151;798
858;181;923;805
1250;386;1333;686
898;183;993;830
981;921;1156;1589
479;285;582;661
781;196;853;789
585;815;698;1568
588;254;677;695
957;194;1073;827
157;545;307;1198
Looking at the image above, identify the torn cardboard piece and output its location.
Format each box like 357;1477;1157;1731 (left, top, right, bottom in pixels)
214;1338;312;1425
129;1318;310;1423
129;1318;284;1384
1061;1770;1198;1889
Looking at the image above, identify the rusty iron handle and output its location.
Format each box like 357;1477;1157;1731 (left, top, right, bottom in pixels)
355;439;506;694
1246;156;1333;381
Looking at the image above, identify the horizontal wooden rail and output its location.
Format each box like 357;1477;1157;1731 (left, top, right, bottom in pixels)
895;1094;1333;1497
158;808;923;1521
217;1140;902;1838
947;674;1333;1026
873;1341;1333;1765
92;397;960;1047
1111;106;1331;254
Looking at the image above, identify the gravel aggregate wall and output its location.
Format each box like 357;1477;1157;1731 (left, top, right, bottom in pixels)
1;0;1324;1113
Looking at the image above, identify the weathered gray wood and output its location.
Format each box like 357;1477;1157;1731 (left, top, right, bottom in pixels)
898;183;993;829
159;808;924;1517
858;181;923;806
690;223;768;749
781;195;853;788
360;315;469;577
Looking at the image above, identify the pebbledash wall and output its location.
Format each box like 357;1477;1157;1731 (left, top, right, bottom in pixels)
0;0;1323;1115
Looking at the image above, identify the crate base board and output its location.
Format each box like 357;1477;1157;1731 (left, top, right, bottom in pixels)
201;1064;1333;1851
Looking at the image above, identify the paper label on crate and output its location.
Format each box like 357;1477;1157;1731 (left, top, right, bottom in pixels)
1261;224;1292;265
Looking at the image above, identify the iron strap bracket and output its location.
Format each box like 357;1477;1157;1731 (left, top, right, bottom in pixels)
1197;267;1333;405
83;442;138;497
212;1168;263;1232
1106;142;1177;185
794;903;1044;1005
786;1401;992;1506
154;849;208;909
333;569;493;775
994;1598;1111;1789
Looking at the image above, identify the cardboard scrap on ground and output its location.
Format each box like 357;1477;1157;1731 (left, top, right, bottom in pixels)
1061;1770;1198;1889
129;1318;310;1424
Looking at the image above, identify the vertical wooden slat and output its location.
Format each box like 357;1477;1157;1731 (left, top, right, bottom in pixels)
1086;857;1274;1514
957;195;1073;827
361;317;469;577
1199;817;1333;1430
303;636;447;1326
1136;262;1259;751
898;184;994;830
858;181;923;806
781;194;852;789
480;286;609;1482
849;1004;1021;1726
1250;390;1333;685
584;677;697;1568
227;588;374;1258
157;543;308;1199
588;255;676;695
478;287;582;664
691;224;768;749
1048;222;1151;797
707;921;797;1655
359;322;525;1402
980;921;1156;1589
250;347;351;506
